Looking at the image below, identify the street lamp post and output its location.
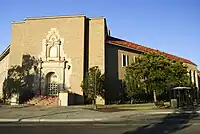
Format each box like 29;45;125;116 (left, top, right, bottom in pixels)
39;58;43;96
63;57;68;91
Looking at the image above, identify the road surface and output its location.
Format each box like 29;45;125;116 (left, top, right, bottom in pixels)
1;113;200;134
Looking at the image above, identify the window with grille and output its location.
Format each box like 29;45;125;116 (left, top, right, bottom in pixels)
48;83;58;95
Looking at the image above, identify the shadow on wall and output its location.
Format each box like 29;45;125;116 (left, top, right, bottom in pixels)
68;92;84;105
2;54;43;104
105;44;122;104
106;43;156;104
2;54;84;105
105;44;141;104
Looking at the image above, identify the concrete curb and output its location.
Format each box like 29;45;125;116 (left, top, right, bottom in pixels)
0;118;107;123
0;119;19;122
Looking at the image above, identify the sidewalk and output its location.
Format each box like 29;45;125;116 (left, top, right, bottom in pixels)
0;105;200;122
0;105;107;122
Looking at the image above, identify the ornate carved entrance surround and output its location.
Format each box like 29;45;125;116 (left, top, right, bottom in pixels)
38;28;72;96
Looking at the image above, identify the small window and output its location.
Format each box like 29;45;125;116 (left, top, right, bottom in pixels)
122;54;129;67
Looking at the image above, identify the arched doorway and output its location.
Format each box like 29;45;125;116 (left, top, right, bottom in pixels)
46;72;58;96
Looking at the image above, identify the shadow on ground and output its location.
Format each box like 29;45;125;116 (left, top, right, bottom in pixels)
123;106;200;134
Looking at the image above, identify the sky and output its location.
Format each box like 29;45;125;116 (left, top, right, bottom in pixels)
0;0;199;67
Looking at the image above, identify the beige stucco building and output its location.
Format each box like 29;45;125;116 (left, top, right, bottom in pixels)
0;14;199;104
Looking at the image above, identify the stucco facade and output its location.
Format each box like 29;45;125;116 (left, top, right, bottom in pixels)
0;15;108;104
0;47;10;98
0;14;199;105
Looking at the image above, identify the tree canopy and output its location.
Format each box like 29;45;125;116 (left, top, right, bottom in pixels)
124;52;192;103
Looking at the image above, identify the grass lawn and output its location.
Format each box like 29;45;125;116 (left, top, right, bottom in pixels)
84;102;171;112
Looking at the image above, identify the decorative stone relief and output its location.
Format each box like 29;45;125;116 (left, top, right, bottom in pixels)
39;28;67;60
43;69;61;83
38;28;73;93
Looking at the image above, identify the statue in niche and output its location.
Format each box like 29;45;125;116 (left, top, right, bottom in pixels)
49;46;58;58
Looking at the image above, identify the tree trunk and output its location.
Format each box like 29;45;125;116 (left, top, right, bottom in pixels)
153;90;157;103
92;99;97;109
130;98;134;104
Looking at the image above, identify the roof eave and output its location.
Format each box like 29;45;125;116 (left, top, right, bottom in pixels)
0;45;10;61
107;39;197;66
107;41;145;53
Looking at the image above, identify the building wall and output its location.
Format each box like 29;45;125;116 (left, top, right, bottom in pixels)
185;63;197;71
105;44;119;103
88;18;106;73
118;48;140;80
105;44;141;103
0;53;10;98
8;15;86;104
9;22;26;66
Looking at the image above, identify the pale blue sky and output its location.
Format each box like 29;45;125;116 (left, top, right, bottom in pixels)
0;0;199;66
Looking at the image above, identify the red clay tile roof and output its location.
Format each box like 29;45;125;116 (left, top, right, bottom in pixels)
107;36;196;66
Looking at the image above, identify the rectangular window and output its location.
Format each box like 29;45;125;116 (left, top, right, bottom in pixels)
122;54;129;67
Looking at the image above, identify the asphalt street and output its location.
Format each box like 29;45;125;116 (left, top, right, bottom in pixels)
1;113;200;134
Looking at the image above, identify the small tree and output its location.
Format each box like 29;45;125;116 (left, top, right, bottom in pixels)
81;66;105;109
